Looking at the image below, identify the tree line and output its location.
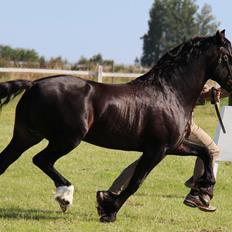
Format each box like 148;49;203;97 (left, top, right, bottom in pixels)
0;0;220;71
0;45;70;69
0;46;145;73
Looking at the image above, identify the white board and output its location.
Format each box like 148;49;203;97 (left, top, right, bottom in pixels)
214;106;232;161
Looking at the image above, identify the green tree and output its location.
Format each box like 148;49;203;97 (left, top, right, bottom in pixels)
72;54;114;71
141;0;166;67
163;0;198;50
39;56;47;68
0;46;14;60
141;0;220;67
0;45;40;67
78;56;88;65
196;4;220;35
89;53;103;65
48;56;67;69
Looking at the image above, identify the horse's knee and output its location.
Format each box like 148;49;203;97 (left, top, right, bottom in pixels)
0;164;7;175
32;155;47;168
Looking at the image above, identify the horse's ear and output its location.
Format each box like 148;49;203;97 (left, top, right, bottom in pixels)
216;30;225;45
221;29;225;36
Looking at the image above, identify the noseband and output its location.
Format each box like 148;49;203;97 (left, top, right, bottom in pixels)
218;54;232;89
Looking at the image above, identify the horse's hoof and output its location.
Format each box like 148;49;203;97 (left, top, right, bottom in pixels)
99;212;117;223
55;197;71;212
96;190;117;223
55;185;74;213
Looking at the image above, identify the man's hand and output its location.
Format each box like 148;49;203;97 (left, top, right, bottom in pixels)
210;87;221;104
201;85;211;95
215;88;221;103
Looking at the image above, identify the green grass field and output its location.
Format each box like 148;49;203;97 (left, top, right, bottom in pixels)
0;97;231;232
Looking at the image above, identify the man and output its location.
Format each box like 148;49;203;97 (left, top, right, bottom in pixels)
183;84;221;212
106;84;223;212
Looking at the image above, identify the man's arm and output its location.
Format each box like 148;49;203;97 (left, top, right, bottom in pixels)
198;84;229;104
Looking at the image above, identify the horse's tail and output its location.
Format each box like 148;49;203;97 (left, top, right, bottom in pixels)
0;80;33;107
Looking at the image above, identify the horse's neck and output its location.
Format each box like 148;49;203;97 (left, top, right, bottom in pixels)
175;70;207;106
154;60;208;109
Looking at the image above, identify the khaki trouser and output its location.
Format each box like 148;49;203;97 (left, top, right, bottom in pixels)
189;120;220;181
109;119;220;194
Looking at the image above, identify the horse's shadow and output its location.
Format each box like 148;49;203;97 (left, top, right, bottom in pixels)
0;207;98;221
137;192;184;199
0;207;65;220
159;194;184;199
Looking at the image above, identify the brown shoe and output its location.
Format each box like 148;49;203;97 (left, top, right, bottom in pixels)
183;193;216;212
199;193;211;206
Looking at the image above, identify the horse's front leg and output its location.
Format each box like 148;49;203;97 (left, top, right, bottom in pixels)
172;139;216;206
96;145;166;223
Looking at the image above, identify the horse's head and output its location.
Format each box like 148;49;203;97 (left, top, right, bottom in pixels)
211;30;232;93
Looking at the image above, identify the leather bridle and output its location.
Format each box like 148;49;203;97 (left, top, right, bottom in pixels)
210;53;232;134
217;53;232;89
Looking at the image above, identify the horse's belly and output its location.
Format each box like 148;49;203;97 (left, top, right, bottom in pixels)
83;127;143;151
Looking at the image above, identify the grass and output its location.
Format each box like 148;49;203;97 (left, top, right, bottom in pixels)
0;97;231;231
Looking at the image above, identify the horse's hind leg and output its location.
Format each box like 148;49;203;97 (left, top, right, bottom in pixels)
0;125;42;175
32;139;80;212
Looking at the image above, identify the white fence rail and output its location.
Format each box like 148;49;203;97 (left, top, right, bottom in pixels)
0;66;144;83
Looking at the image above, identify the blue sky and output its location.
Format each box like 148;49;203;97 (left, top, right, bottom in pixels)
0;0;231;64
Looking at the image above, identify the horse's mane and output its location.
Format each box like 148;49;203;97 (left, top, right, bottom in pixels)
131;35;214;85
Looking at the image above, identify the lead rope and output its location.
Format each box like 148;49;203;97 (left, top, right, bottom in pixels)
210;87;226;133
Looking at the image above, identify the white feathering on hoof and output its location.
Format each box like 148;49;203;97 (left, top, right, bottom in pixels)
55;185;74;213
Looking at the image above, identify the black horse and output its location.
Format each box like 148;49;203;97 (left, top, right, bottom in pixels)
0;30;231;222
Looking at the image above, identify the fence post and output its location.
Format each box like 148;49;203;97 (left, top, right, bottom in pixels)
97;65;103;83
